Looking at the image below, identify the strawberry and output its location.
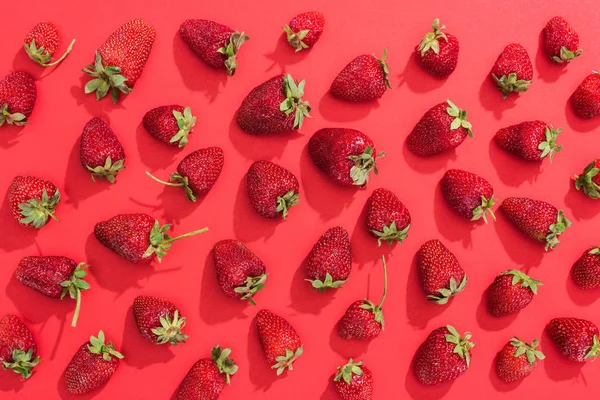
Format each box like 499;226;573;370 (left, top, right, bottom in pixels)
23;22;75;67
15;257;90;327
8;175;60;229
365;188;411;245
246;160;299;219
543;16;582;63
494;121;562;162
333;358;373;400
572;72;600;119
546;318;600;362
308;128;385;187
491;43;533;98
83;19;155;103
413;325;474;385
237;74;311;135
416;240;467;304
146;147;224;201
305;227;352;291
415;19;459;79
212;240;267;305
282;11;325;52
175;346;238;399
572;247;600;289
80;117;125;183
406;99;473;156
0;315;40;379
500;197;571;250
179;19;249;76
441;169;497;223
495;338;545;382
0;71;36;126
330;49;390;102
143;105;196;148
94;213;207;264
574;159;600;199
487;270;542;317
132;295;187;345
254;310;303;375
64;330;123;394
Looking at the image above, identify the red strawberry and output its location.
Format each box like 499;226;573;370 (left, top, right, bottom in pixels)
406;99;473;156
308;128;385;187
15;257;90;327
83;19;155;103
237;74;311;135
64;330;123;394
500;197;571;250
413;325;474;385
0;71;36;126
487;270;542;317
175;346;238;399
254;310;303;375
143;105;196;148
246;160;300;219
132;295;187;345
365;188;411;245
212;240;267;305
543;16;582;63
546;318;600;362
574;159;600;199
0;315;40;379
572;72;600;119
572;247;600;289
495;337;545;382
8;175;60;229
94;213;207;264
179;19;248;76
333;358;373;400
80;117;125;183
415;18;459;79
494;121;562;162
416;240;467;304
282;11;325;52
491;43;533;98
330;49;390;102
305;227;352;291
23;22;75;67
441;169;497;223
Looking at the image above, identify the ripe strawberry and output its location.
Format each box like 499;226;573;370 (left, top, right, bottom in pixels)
330;49;390;102
175;346;238;399
406;99;473;156
212;240;267;305
487;270;542;317
572;247;600;289
543;16;582;63
413;325;474;385
500;197;571;250
441;169;497;223
15;257;90;327
23;22;75;67
246;160;299;219
143;105;196;148
80;118;125;183
494;121;562;162
546;318;600;362
572;72;600;119
574;159;600;199
132;295;187;345
0;71;36;126
282;11;325;52
416;240;467;304
64;330;123;394
0;315;40;379
237;74;311;135
179;19;249;76
308;128;385;187
365;188;411;245
8;175;60;229
254;310;303;375
491;43;533;98
83;19;155;103
415;18;459;79
495;337;545;382
94;213;207;264
305;227;352;291
333;358;373;400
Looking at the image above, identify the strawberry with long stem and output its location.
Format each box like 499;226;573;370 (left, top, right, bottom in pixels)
24;22;75;67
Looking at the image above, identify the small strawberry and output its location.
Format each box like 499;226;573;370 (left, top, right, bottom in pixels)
495;337;545;383
132;295;187;345
246;160;299;219
80;117;125;183
572;247;600;289
282;11;325;52
0;315;40;379
574;159;600;199
441;169;497;223
330;49;390;102
572;72;600;119
8;175;60;229
491;43;533;98
333;358;373;400
413;325;474;385
500;197;571;250
416;240;467;304
23;22;75;67
143;105;196;148
0;71;36;126
254;310;303;375
305;227;352;291
543;16;582;63
487;270;542;317
494;121;562;162
406;99;473;156
15;257;90;327
415;18;459;79
365;188;411;245
546;318;600;362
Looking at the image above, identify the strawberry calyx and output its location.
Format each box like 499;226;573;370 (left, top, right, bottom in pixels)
510;337;545;365
446;99;473;137
306;272;346;292
444;325;474;367
418;18;448;56
18;188;60;228
60;262;90;327
142;220;209;262
585;335;600;360
492;72;532;99
87;330;124;361
0;104;28;126
24;38;76;67
86;156;125;184
374;48;391;89
574;159;600;199
83;52;132;104
334;358;364;384
2;349;41;379
282;25;310;52
551;46;583;64
372;221;410;246
171;107;196;148
211;345;238;384
502;270;543;294
538;125;562;163
276;190;300;219
545;210;571;251
150;309;188;346
348;146;386;187
359;256;388;328
280;75;311;129
472;195;497;223
145;171;198;202
217;31;249;76
427;275;467;305
272;346;303;375
234;273;268;305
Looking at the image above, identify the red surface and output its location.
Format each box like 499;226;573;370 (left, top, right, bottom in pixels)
1;0;599;399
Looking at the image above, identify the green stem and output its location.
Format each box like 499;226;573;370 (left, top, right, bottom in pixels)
377;255;388;309
146;171;183;187
71;288;81;327
43;39;76;67
47;211;59;222
165;227;209;243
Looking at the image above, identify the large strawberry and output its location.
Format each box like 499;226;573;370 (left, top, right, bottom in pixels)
0;71;36;126
365;188;411;245
333;358;373;400
83;19;155;103
495;338;544;382
23;22;75;67
0;315;40;379
283;11;325;52
574;159;600;199
415;18;459;79
246;160;299;219
8;175;60;229
494;121;562;162
487;270;542;317
330;49;390;102
416;240;467;304
572;247;600;289
132;295;187;345
441;169;497;223
80;117;125;183
143;105;196;148
305;227;352;291
543;16;582;63
254;310;303;375
572;72;600;119
491;43;533;98
546;318;600;362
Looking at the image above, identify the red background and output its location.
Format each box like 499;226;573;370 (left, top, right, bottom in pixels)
1;0;599;398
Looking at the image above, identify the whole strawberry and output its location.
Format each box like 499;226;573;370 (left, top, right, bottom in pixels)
413;325;474;385
574;159;600;199
308;128;385;187
254;310;303;375
487;270;542;317
80;117;125;183
24;22;75;67
64;330;123;394
500;197;571;250
0;315;40;379
546;318;600;362
330;49;390;102
0;71;36;126
132;295;187;345
496;338;545;382
415;19;459;79
282;11;325;52
175;346;238;400
94;213;207;264
8;175;60;228
15;257;90;327
543;17;582;63
365;188;411;245
572;72;600;118
416;240;467;304
491;44;533;98
406;99;473;156
572;247;600;289
247;160;299;219
441;169;497;223
494;121;562;162
305;227;352;291
179;19;249;76
237;74;311;135
83;19;155;103
212;240;267;305
143;105;196;148
333;358;373;400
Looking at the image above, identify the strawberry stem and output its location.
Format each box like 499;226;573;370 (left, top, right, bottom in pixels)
72;288;82;327
43;39;76;67
377;255;388;309
165;227;209;243
145;171;183;187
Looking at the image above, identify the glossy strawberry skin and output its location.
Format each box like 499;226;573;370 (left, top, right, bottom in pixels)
64;342;120;394
413;327;470;385
80;118;125;173
543;17;581;62
132;295;178;342
15;256;77;298
0;71;37;119
334;364;374;400
212;240;266;300
416;240;465;301
572;247;600;289
330;54;388;102
487;273;535;317
491;43;533;84
287;12;325;48
500;198;565;244
417;33;459;79
24;22;59;57
495;341;535;382
254;310;302;366
546;318;599;362
572;73;600;119
306;227;352;285
0;315;37;366
177;147;224;197
365;188;411;243
246;160;299;218
179;19;235;68
143;105;187;146
94;213;155;264
175;357;226;400
441;169;494;220
8;175;59;227
338;300;382;340
494;121;551;161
